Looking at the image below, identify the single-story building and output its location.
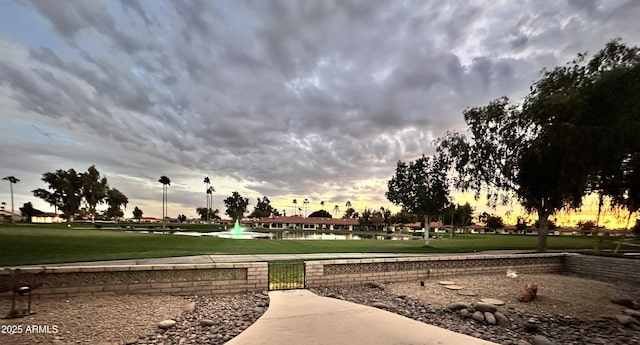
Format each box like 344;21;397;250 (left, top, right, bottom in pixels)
221;216;359;231
31;212;64;223
0;210;21;222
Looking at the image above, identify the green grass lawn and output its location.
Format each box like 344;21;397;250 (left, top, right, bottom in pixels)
0;224;633;266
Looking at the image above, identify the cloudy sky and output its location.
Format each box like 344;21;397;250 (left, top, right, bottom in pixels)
1;0;640;222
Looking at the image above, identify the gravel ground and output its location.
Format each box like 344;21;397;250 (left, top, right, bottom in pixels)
312;273;640;345
1;273;638;345
0;292;268;345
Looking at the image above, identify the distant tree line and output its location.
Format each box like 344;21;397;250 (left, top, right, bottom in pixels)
32;165;128;222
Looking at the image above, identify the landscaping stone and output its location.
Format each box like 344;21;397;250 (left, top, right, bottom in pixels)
444;285;464;290
480;298;505;306
523;320;539;332
183;302;196;312
484;311;496;325
446;302;470;311
158;319;177;329
610;298;635;308
438;281;456;285
494;311;509;326
459;309;471;318
532;335;554;345
473;302;497;313
199;319;215;327
614;314;640;326
370;302;395;310
623;309;640;318
472;311;485;322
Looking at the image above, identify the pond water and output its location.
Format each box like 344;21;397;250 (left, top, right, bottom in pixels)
126;230;421;240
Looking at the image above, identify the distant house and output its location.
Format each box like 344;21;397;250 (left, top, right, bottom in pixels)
31;212;63;223
134;217;160;223
0;210;21;222
220;216;359;231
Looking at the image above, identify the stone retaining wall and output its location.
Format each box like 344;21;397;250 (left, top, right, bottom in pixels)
564;253;640;284
305;253;565;288
0;263;269;299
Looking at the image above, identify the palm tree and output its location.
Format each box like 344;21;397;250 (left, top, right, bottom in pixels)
158;176;171;229
346;200;351;208
320;200;325;210
3;176;19;223
292;199;297;216
206;186;215;224
303;198;309;217
204;176;211;224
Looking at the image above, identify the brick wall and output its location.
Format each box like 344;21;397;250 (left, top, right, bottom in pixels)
564;253;640;284
305;253;565;288
0;263;268;299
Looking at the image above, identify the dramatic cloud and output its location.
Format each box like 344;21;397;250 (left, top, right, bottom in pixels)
1;0;639;218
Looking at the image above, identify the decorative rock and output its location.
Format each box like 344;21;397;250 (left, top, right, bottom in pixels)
480;298;505;306
472;311;485;322
438;281;456;285
623;309;640;318
518;283;538;302
532;335;554;345
484;311;496;325
614;314;640;326
459;309;471;318
366;282;386;290
473;302;498;313
457;291;478;296
183;302;196;312
370;302;395;310
444;285;464;290
494;312;509;326
199;319;215;327
446;302;470;311
524;320;539;332
517;341;532;345
610;298;635;308
157;319;177;329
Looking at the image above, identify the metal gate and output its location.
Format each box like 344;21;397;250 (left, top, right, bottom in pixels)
268;260;305;290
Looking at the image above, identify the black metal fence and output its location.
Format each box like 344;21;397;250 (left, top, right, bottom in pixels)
268;260;305;290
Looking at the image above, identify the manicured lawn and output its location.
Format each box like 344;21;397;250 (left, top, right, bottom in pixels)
0;224;631;266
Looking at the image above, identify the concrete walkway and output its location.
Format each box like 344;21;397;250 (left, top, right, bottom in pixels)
227;289;498;345
13;250;533;268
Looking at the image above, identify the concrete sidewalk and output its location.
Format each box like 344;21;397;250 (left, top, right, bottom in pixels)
227;289;498;345
13;250;532;268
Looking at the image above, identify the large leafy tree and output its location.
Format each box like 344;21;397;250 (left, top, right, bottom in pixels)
438;40;640;251
158;176;171;229
342;207;359;219
197;207;220;221
132;206;143;221
33;169;84;221
224;191;249;222
105;188;128;220
82;166;108;223
309;209;331;218
249;196;275;218
386;154;451;245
